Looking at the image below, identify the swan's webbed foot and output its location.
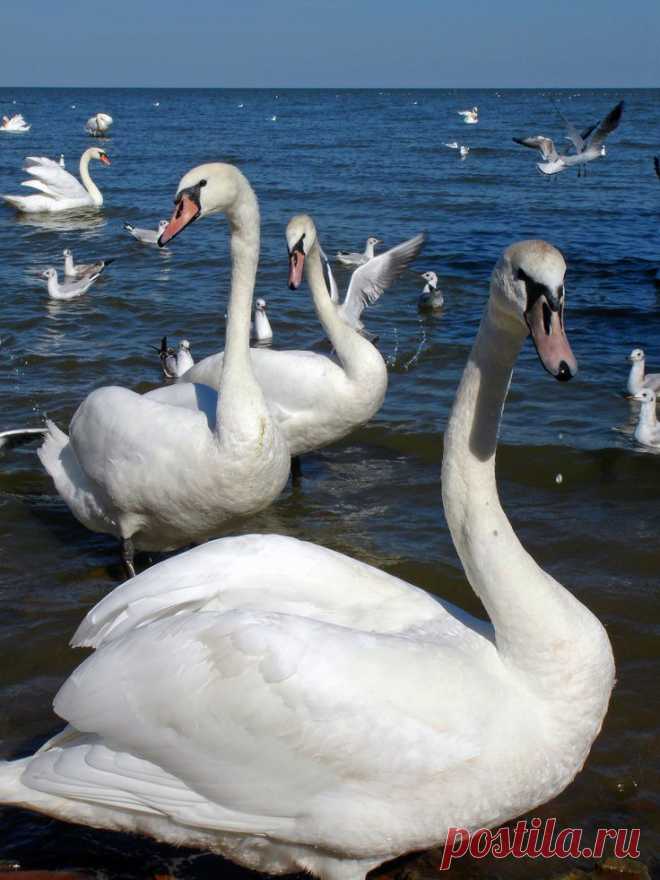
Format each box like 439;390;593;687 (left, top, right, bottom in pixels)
120;537;136;579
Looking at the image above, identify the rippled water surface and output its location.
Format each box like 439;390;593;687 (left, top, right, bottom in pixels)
0;88;658;877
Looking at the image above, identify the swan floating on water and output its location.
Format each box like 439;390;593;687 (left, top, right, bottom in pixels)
124;219;169;245
418;271;443;311
2;148;111;213
336;236;381;267
458;106;478;124
6;163;290;576
85;113;113;137
251;297;273;343
41;267;102;301
63;248;113;280
0;240;614;880
176;218;424;458
627;348;660;395
0;113;30;133
631;389;660;448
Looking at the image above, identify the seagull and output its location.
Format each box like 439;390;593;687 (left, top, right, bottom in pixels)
124;220;169;245
536;101;624;176
631;389;660;449
458;106;478;124
155;338;194;379
627;348;660;395
41;267;101;301
336;236;381;268
418;271;444;311
63;248;113;280
251;298;273;343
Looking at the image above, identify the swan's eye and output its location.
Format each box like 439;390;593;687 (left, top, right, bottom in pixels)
199;179;207;187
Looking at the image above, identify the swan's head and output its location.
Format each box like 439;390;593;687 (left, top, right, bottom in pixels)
255;297;267;311
629;348;644;363
422;271;438;288
633;388;656;405
493;240;577;381
286;214;317;289
159;163;246;247
179;339;191;351
89;147;111;166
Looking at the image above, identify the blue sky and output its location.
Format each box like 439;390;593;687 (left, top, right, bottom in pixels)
2;0;658;87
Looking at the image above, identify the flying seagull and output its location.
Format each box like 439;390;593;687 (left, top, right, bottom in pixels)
536;101;624;176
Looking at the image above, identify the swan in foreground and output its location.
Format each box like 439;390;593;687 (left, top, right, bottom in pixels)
156;337;194;379
536;101;624;176
176;217;424;458
63;248;113;280
0;113;30;132
632;389;660;448
42;268;102;301
627;348;660;395
252;298;273;343
10;163;289;575
2;148;111;213
336;236;380;267
85;113;113;136
458;106;478;123
124;219;168;245
418;271;443;311
0;240;614;880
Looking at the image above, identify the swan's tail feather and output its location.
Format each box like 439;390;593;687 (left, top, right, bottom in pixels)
36;419;68;474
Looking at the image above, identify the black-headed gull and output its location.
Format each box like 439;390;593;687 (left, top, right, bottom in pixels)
63;248;113;280
124;219;169;245
42;267;101;301
535;101;624;176
627;348;660;395
418;271;444;311
252;298;273;343
336;236;381;267
632;389;660;448
156;337;194;379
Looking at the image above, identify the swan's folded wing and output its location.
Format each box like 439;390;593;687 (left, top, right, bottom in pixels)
339;233;425;329
21;160;88;200
72;534;473;649
48;611;485;831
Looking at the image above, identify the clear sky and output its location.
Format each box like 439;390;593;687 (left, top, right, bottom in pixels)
2;0;658;88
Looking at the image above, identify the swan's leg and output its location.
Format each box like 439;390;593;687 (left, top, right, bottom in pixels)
120;537;136;579
291;455;303;485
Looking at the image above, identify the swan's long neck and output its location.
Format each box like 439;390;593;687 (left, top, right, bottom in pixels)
216;180;265;439
442;295;613;719
306;242;384;382
79;152;102;206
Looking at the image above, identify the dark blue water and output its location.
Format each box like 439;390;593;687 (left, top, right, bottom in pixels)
0;88;658;878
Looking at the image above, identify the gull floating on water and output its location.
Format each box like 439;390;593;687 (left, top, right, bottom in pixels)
336;236;381;268
124;219;169;245
627;348;660;395
458;106;478;124
41;267;101;301
631;389;660;449
252;298;273;343
63;248;113;280
418;271;444;311
533;101;624;176
156;337;195;379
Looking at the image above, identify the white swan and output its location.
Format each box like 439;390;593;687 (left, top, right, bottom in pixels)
29;163;289;575
251;298;273;343
63;248;113;280
336;235;380;267
41;267;102;301
0;113;30;132
85;113;113;136
626;348;660;395
176;216;424;457
2;148;111;213
632;389;660;448
0;240;614;880
124;219;169;245
458;106;478;123
418;271;443;311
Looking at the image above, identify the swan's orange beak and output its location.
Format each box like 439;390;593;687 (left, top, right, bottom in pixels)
159;193;200;247
100;154;111;166
288;250;305;290
525;296;577;381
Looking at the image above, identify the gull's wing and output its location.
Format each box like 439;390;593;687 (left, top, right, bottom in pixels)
589;100;624;148
339;233;425;330
21;156;87;200
654;157;660;180
554;104;586;153
512;136;558;161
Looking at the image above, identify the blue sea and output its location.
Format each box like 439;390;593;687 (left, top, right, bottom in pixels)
0;88;658;878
